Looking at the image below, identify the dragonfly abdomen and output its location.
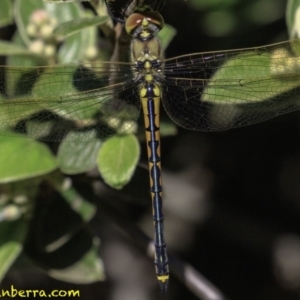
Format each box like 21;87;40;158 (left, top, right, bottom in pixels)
127;7;169;291
140;83;169;291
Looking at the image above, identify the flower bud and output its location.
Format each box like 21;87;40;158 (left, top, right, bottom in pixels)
2;204;21;221
85;46;98;61
30;10;49;26
29;39;44;54
40;24;54;40
26;23;37;37
43;44;56;58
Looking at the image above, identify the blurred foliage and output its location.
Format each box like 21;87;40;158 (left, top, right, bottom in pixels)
185;0;285;37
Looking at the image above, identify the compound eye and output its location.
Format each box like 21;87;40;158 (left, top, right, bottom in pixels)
143;11;164;29
125;11;164;35
125;13;144;35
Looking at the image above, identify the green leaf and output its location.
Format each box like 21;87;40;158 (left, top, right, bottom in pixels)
0;95;47;132
0;219;29;281
53;16;108;38
26;121;55;140
160;120;178;137
32;66;78;97
158;24;177;51
6;32;34;66
202;47;300;128
31;66;101;120
57;130;102;174
0;135;57;183
46;171;97;222
81;11;101;60
202;50;300;105
23;184;99;284
286;0;300;39
5;33;47;97
0;0;13;27
0;40;27;55
97;134;140;189
43;1;89;63
25;183;88;248
47;237;105;284
0;65;104;135
0;41;44;59
25;210;104;284
60;186;97;222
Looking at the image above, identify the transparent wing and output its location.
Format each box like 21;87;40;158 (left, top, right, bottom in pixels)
0;62;140;141
162;39;300;131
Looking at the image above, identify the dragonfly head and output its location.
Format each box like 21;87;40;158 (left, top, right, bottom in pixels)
125;9;164;38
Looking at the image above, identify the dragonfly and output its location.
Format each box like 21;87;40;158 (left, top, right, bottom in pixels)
1;0;300;292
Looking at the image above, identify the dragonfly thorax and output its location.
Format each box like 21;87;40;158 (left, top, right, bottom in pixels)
130;18;163;76
127;8;164;76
